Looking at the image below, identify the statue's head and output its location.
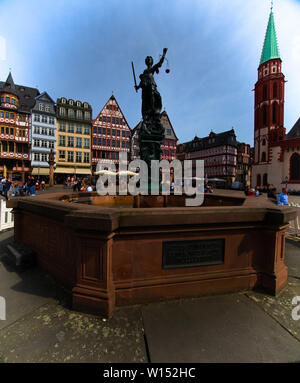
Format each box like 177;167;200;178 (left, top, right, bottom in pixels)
145;56;153;67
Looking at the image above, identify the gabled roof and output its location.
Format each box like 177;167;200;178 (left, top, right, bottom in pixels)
287;117;300;139
260;11;281;65
178;128;237;151
92;94;131;130
35;91;55;105
132;112;178;141
161;110;178;141
0;72;39;112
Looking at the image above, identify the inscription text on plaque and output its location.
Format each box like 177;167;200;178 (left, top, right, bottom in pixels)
162;238;225;269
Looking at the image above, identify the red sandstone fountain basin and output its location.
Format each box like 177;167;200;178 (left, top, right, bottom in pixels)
7;192;296;317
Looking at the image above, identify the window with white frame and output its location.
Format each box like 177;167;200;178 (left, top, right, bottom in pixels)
76;137;82;148
68;136;74;147
68;123;74;133
59;122;66;132
84;152;89;163
68;151;74;162
76;151;82;162
59;135;65;146
41;153;48;162
59;150;65;159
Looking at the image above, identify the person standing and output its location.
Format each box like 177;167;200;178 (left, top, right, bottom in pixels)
277;188;289;206
28;176;36;196
77;178;82;192
3;178;12;200
267;184;277;200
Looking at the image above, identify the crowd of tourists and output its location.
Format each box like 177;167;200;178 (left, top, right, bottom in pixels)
0;176;48;200
63;176;93;192
244;184;289;206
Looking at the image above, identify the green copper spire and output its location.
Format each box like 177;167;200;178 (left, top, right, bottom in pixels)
260;11;280;65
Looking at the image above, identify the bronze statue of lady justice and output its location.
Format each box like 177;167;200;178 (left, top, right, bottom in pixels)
131;48;169;167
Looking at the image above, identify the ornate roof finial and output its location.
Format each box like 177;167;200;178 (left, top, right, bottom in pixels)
271;0;273;11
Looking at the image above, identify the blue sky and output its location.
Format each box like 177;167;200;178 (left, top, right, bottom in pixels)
0;0;299;146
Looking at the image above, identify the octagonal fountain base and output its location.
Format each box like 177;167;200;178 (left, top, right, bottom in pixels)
8;192;296;317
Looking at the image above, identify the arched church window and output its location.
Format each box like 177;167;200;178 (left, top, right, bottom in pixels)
273;83;277;98
263;106;267;126
290;153;300;180
263;85;267;101
261;152;266;162
262;139;266;146
257;174;261;187
263;173;268;186
272;102;277;124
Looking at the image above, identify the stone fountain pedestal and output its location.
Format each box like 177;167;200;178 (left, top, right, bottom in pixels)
8;193;296;317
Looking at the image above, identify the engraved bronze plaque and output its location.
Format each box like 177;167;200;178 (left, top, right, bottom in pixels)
162;238;225;269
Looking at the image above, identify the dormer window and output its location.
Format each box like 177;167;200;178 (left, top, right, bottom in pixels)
61;98;66;104
84;102;88;109
69;100;74;105
77;101;81;107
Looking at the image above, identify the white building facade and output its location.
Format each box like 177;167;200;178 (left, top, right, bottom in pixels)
30;92;56;178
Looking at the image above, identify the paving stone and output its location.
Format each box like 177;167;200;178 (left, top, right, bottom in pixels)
0;303;147;363
141;293;300;363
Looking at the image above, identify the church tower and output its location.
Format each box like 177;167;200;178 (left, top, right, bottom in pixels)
253;8;285;187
